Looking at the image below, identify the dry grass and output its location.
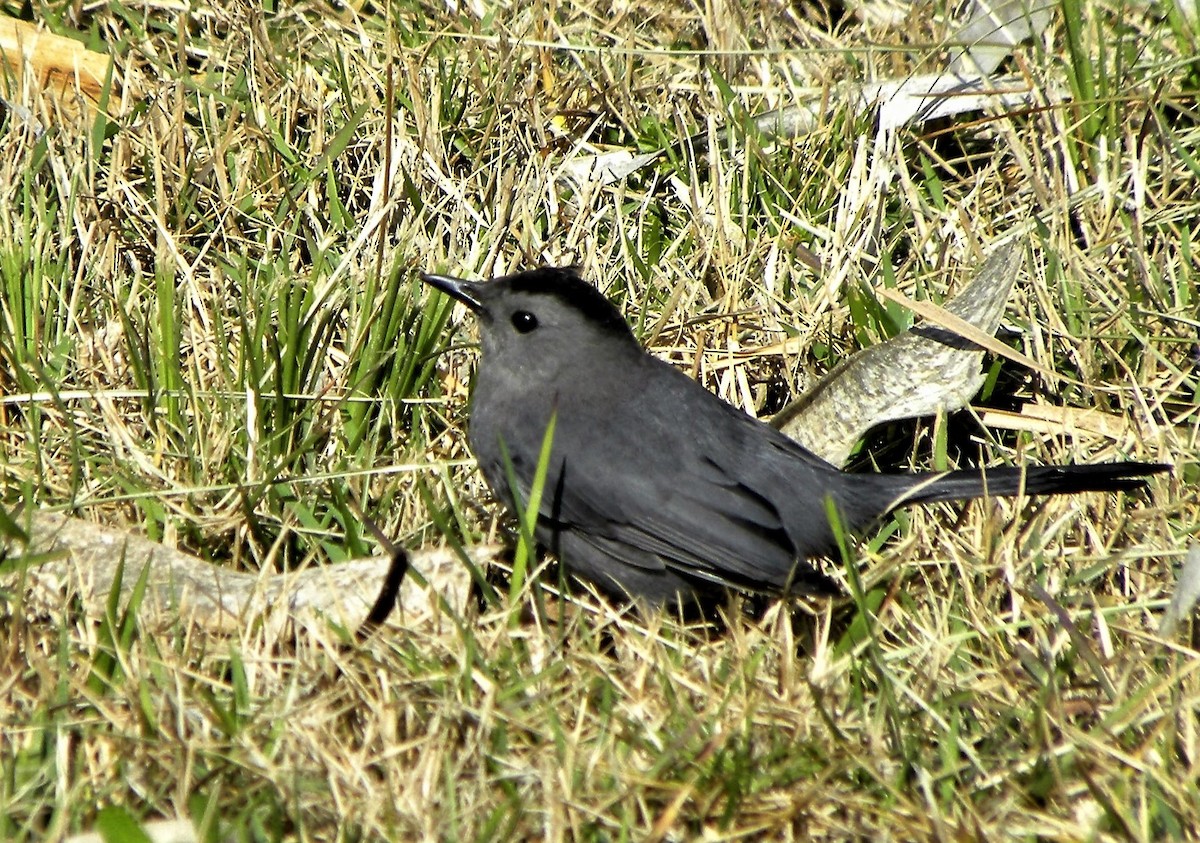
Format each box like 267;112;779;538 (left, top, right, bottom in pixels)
1;0;1198;839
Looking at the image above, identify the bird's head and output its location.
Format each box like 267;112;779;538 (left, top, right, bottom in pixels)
422;266;640;378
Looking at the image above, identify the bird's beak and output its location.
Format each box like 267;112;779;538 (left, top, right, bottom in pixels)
422;273;486;313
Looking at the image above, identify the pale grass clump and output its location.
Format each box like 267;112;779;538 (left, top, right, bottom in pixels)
1;0;1197;839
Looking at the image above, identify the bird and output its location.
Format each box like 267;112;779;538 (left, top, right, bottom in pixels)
423;265;1167;609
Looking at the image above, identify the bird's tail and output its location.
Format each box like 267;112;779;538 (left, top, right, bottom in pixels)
883;461;1168;510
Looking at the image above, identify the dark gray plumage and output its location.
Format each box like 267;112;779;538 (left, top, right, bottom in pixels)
424;266;1166;608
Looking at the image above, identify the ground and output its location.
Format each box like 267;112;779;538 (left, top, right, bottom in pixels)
1;0;1198;839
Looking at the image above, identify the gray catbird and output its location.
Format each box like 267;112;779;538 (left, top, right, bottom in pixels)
424;266;1166;608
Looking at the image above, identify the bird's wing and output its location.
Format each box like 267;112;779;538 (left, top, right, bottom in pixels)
543;392;840;592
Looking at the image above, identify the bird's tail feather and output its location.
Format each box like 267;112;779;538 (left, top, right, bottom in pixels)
887;462;1168;510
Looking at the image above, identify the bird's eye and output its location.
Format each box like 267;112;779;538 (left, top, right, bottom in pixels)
511;311;539;333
